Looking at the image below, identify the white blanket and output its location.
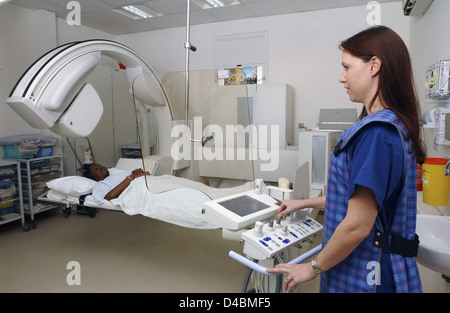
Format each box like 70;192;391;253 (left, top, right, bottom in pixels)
111;175;253;229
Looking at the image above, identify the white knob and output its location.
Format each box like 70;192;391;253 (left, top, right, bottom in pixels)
254;221;264;236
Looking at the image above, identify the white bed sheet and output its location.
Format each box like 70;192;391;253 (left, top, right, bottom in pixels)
45;174;254;229
111;176;254;229
112;184;215;229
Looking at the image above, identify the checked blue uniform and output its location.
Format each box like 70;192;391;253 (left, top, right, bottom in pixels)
319;109;422;293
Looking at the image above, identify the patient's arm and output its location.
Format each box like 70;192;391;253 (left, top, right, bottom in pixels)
104;169;149;201
104;177;132;201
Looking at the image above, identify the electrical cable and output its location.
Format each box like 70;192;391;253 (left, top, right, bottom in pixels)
241;266;255;293
274;255;283;293
131;75;150;191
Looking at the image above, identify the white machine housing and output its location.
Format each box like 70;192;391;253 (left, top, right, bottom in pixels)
298;130;340;195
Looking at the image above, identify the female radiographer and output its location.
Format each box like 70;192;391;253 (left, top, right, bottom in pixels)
267;26;425;293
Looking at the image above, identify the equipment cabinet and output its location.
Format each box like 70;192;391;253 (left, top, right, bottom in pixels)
0;160;27;231
18;155;63;229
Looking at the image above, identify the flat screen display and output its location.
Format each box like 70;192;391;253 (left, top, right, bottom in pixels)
218;195;271;217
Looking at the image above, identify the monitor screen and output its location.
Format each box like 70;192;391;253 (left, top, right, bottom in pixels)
218;195;271;217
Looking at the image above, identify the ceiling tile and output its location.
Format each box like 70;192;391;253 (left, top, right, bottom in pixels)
9;0;401;35
244;0;295;16
203;4;254;21
143;0;192;15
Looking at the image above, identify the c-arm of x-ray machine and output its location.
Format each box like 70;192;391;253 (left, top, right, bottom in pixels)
6;39;174;157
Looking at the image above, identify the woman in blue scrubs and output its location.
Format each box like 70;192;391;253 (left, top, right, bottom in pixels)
268;26;425;293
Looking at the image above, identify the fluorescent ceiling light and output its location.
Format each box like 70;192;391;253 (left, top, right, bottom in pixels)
192;0;241;10
122;5;153;19
112;5;162;20
0;0;11;5
205;0;226;7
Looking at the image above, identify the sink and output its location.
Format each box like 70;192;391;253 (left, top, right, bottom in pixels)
416;214;450;277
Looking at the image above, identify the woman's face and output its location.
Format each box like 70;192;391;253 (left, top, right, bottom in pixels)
339;51;377;106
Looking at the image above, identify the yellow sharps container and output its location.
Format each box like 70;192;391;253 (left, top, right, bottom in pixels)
422;158;450;206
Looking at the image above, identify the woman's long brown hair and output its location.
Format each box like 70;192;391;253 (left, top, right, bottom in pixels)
339;26;426;164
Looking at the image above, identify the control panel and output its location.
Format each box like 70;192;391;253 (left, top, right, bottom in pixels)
241;210;322;260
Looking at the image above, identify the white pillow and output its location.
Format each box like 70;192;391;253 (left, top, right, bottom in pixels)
46;176;97;197
108;167;126;175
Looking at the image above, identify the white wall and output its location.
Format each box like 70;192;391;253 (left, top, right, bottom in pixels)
55;16;115;45
0;5;56;139
118;2;409;147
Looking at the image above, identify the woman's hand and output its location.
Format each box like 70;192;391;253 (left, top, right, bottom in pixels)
277;196;326;218
266;263;317;293
277;200;304;218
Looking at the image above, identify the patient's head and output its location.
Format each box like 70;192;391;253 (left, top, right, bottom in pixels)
88;163;110;181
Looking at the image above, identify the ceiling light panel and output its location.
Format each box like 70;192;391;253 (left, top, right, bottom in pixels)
192;0;241;10
122;5;153;18
111;3;162;20
205;0;226;7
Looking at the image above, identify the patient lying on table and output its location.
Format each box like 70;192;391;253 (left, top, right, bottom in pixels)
87;163;150;203
85;163;253;229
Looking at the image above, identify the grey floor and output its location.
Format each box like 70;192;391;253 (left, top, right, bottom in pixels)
0;208;321;293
